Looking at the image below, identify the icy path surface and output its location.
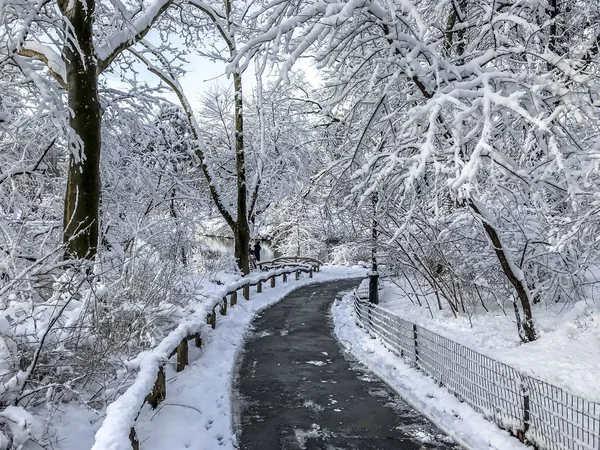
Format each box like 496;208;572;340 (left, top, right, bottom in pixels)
234;280;459;449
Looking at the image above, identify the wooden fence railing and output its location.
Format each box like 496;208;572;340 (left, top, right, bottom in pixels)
91;263;317;450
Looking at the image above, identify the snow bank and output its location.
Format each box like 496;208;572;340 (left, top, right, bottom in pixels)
91;321;206;450
379;279;600;401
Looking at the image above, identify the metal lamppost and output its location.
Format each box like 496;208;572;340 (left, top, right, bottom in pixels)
368;192;379;305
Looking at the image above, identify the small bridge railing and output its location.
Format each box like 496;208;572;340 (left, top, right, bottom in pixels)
353;291;600;450
92;262;317;450
257;256;322;272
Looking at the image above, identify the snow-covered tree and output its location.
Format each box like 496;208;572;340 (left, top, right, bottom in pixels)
2;0;176;259
231;0;600;341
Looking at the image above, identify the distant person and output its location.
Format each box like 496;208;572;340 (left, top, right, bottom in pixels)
249;245;256;270
253;241;262;262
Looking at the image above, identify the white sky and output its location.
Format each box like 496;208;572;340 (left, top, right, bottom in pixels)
157;54;322;110
177;55;231;106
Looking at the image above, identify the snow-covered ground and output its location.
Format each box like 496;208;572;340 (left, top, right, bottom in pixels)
31;268;594;450
331;293;528;450
378;277;600;402
36;265;366;450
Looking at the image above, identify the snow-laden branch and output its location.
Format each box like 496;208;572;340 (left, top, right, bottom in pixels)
526;48;595;86
227;1;347;75
186;0;232;45
17;42;66;87
0;138;56;186
4;0;51;56
96;0;173;73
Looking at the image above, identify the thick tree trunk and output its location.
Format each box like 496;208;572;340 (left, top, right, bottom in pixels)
224;0;250;275
212;0;250;274
233;70;250;275
60;0;101;260
234;222;250;274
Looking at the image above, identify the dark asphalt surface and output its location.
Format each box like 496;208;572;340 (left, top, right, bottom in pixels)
233;279;460;450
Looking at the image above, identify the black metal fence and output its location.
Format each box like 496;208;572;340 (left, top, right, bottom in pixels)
353;294;600;450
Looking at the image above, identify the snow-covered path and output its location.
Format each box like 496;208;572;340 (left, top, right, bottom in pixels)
234;279;458;449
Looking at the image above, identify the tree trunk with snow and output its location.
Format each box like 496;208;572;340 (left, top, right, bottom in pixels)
233;70;250;275
469;199;537;342
224;0;250;275
59;0;102;260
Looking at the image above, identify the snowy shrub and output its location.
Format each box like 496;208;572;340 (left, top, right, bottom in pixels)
0;59;209;446
329;242;370;266
0;406;42;449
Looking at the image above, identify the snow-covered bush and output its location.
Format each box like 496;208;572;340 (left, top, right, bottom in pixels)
0;58;209;447
328;243;369;266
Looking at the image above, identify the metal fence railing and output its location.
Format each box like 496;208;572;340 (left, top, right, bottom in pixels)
353;294;600;450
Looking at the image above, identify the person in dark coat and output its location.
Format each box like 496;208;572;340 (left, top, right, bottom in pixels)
253;241;262;262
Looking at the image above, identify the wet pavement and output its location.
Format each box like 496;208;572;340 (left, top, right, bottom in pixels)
234;279;460;449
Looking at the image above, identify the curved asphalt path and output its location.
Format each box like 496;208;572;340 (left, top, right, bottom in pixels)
234;279;460;449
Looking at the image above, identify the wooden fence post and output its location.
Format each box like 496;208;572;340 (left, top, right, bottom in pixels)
230;291;237;306
270;276;276;288
295;270;300;280
145;366;166;408
243;285;250;300
207;311;216;329
283;273;287;282
220;297;227;316
257;281;262;293
194;333;202;348
130;427;140;450
309;268;313;278
177;338;188;372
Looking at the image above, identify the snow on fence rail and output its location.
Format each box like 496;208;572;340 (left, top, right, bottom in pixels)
92;262;320;450
353;293;600;450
